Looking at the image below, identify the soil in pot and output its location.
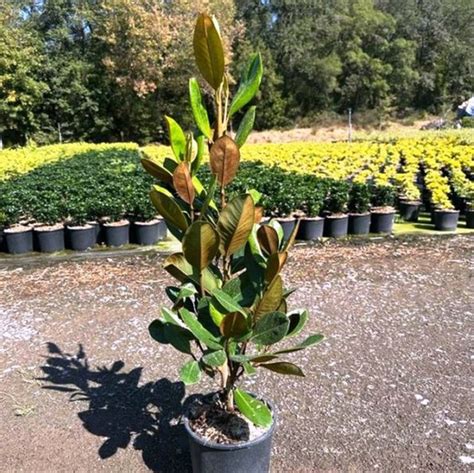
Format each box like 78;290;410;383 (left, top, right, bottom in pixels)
34;224;65;253
348;213;371;235
399;201;421;222
323;214;348;238
4;226;34;254
103;220;130;247
297;217;324;240
433;209;459;231
130;219;162;246
370;207;395;234
465;209;474;229
185;394;275;473
66;224;96;251
275;217;296;242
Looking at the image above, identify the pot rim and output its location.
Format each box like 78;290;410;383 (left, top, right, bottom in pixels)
67;224;94;231
103;219;130;228
301;216;324;221
433;209;460;214
183;392;276;451
325;213;348;220
132;219;161;226
4;225;33;234
348;212;371;217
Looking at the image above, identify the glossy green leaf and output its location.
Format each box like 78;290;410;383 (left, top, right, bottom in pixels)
189;78;212;139
211;289;246;315
161;307;186;327
150;185;188;232
286;310;308;337
165;116;186;161
230;353;278;363
140;157;173;184
209;301;226;327
274;333;325;354
179;307;222;350
228;53;263;118
243;362;257;376
235;106;256;148
252;311;289;345
202;349;227;367
193;14;225;90
260;362;305;377
234;388;272;428
220;312;249;338
182;221;220;270
255;275;283;319
179;359;201;385
218;194;255;257
199;174;217;218
191;135;206;175
148;319;192;354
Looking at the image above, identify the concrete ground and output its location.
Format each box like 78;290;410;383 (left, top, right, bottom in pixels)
0;235;472;472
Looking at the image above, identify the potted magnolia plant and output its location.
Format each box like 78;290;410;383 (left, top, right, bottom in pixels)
347;182;371;235
141;14;324;473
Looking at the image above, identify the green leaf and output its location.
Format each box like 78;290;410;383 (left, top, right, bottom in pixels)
252;311;289;345
179;360;201;385
211;288;246;315
148;319;192;354
220;312;249;338
193;14;225;90
230;353;278;363
234;388;272;428
229;53;263;118
267;219;284;246
191;135;206;175
274;334;325;354
199;174;217;218
209;301;226;327
165;116;186;161
161;307;186;327
189;78;212;139
182;221;220;270
202;349;227;367
243;362;256;376
235;106;256;148
179;307;222;350
248;188;262;205
255;275;284;319
150;185;188;232
218;194;255;257
286;310;308;337
140;157;173;184
260;362;305;377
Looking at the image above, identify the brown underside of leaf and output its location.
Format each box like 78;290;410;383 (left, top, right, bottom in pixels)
210;135;240;186
173;162;195;205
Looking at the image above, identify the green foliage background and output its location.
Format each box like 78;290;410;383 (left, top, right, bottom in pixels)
0;0;473;146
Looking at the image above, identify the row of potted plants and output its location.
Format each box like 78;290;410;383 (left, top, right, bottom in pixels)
0;218;167;255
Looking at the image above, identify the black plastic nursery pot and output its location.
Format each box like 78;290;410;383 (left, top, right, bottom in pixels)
184;396;276;473
370;209;395;234
399;201;421;222
87;221;103;244
66;225;96;251
465;210;474;229
433;209;459;231
297;217;324;240
4;226;34;254
103;220;130;247
130;219;163;246
34;225;65;253
276;218;296;242
0;227;5;252
348;213;371;235
323;214;348;238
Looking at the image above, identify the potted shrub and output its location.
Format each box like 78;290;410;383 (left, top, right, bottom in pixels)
433;205;460;231
398;186;422;222
33;204;65;253
94;198;129;247
65;202;96;252
296;176;325;240
141;14;324;473
0;210;6;252
464;191;474;229
370;185;396;233
347;182;371;235
323;180;350;238
128;190;166;246
1;205;33;255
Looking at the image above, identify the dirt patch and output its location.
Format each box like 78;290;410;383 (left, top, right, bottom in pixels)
0;235;473;472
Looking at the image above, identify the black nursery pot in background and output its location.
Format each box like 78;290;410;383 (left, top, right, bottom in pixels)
34;225;65;253
276;217;296;242
370;209;395;234
465;209;474;229
4;227;34;254
87;221;103;244
130;219;164;246
433;209;459;231
66;225;96;251
399;201;421;222
323;214;348;238
0;227;5;252
297;217;324;240
184;396;276;473
348;213;371;235
103;220;130;247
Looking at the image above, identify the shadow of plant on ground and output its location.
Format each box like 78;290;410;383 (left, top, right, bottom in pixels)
38;342;193;472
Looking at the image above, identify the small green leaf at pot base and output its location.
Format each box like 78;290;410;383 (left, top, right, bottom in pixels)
234;388;272;428
165;116;186;161
235;106;256;148
202;349;227;367
228;53;263;118
180;359;202;385
189;78;212;139
220;312;249;338
252;311;289;345
182;221;220;270
210;136;241;187
218;194;255;257
260;362;305;377
274;333;325;354
173;162;195;205
193;14;225;90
